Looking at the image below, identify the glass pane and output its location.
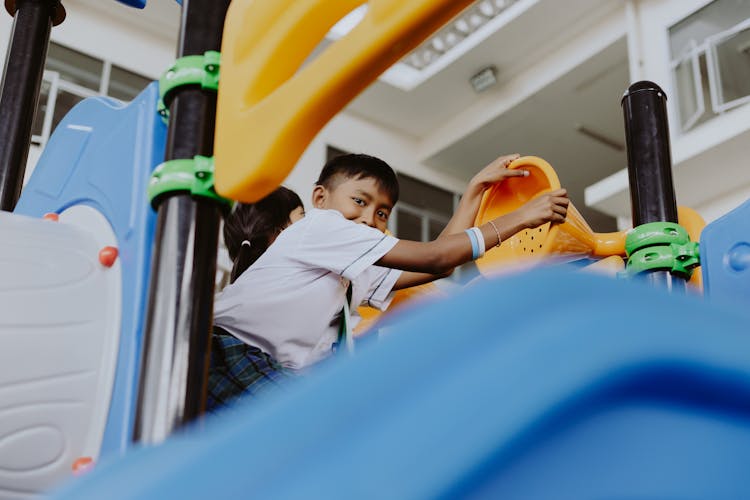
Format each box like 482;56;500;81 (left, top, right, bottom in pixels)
713;26;750;105
51;89;85;133
31;79;51;137
674;58;699;129
396;210;422;241
695;54;718;127
397;173;454;217
46;43;102;91
428;218;445;240
669;0;750;58
108;65;152;101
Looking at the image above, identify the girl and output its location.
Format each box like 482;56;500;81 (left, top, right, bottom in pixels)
208;186;305;412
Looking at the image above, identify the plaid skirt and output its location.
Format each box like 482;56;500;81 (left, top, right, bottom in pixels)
206;326;294;413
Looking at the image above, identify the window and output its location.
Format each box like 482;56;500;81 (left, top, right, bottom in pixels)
390;173;455;242
325;146;458;241
32;42;152;147
669;0;750;132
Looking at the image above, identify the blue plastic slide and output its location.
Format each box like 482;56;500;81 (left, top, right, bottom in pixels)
51;268;750;499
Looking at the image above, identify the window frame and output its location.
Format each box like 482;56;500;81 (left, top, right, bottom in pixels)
705;16;750;114
32;42;152;149
670;40;705;132
669;4;750;133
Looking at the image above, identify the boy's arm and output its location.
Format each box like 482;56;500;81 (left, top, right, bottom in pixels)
393;270;450;290
393;154;527;289
380;189;569;276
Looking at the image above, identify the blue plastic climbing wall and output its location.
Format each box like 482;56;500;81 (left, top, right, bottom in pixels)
15;82;167;459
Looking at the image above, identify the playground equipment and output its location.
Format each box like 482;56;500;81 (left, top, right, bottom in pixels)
700;198;750;309
0;0;749;498
0;83;166;494
49;269;750;500
472;155;705;287
474;155;627;272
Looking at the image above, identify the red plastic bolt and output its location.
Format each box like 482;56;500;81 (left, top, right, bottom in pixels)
98;246;119;267
43;212;59;221
72;456;94;475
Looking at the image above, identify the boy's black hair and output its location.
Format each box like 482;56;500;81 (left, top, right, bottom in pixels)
316;153;399;204
223;186;303;283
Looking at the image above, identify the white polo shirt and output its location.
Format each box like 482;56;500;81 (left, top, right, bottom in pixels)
213;208;402;370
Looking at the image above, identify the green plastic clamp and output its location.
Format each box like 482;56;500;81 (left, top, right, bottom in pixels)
148;155;231;209
625;222;690;257
158;51;221;122
626;241;700;278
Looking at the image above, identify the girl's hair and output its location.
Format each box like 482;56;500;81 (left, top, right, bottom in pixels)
223;186;303;283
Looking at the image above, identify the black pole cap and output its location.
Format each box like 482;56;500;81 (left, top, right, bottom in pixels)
621;80;667;104
5;0;66;25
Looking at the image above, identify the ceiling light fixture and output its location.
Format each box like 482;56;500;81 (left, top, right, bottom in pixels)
470;65;498;93
325;0;526;91
402;0;521;71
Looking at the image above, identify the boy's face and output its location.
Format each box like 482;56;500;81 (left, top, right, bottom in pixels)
312;176;394;232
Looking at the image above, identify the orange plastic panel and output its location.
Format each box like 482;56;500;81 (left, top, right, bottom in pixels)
677;205;706;290
583;255;626;277
215;0;473;202
355;282;443;335
473;156;627;275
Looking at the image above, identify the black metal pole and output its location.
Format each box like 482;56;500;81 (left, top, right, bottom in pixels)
621;80;685;291
134;0;230;444
0;0;64;211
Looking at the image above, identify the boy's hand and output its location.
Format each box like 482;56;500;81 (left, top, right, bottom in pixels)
516;188;569;228
470;153;527;192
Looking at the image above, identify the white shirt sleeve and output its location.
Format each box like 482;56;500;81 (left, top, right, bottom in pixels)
356;265;402;310
293;209;400;281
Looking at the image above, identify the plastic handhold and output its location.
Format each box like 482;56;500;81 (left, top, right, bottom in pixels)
43;212;59;221
72;457;94;476
98;246;119;267
727;242;750;272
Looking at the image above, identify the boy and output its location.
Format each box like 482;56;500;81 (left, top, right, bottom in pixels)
209;153;568;409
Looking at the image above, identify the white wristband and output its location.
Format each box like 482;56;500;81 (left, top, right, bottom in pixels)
470;226;485;258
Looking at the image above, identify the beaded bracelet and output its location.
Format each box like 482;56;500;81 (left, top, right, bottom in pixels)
487;220;502;247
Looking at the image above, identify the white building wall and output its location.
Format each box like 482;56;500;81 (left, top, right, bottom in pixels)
7;1;745;227
0;3;176;81
289;112;467;209
0;1;178;183
586;0;750;226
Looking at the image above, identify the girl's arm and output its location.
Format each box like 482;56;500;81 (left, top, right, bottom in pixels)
382;189;569;276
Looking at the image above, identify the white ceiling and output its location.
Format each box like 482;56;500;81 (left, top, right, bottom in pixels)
426;38;629;231
70;0;180;41
344;0;628;230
